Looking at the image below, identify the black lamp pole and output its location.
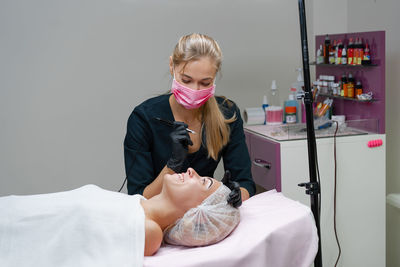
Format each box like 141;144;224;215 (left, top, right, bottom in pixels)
297;0;323;266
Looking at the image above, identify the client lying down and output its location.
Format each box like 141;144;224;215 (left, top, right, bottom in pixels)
0;168;239;267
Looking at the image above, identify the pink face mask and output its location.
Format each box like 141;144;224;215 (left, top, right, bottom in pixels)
171;75;215;110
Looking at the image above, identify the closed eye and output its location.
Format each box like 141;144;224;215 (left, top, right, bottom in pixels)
207;178;213;189
202;178;213;189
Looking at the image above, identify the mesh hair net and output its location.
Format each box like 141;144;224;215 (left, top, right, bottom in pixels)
164;184;240;247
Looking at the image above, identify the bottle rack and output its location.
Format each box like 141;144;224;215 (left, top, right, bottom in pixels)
318;93;376;102
315;31;385;134
310;62;378;68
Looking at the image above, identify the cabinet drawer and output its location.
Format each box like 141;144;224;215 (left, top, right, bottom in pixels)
249;134;281;191
244;131;251;150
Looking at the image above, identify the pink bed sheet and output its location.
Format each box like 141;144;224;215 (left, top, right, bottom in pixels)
144;190;318;267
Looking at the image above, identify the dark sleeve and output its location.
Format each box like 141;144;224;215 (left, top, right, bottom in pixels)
124;107;155;195
221;102;256;197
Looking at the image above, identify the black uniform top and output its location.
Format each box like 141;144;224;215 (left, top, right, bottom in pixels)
124;94;256;196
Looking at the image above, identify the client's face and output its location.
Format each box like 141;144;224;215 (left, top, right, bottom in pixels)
164;168;221;211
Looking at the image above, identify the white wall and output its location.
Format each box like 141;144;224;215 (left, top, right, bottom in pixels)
346;1;400;266
0;0;307;196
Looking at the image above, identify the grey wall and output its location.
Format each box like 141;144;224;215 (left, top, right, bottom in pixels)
346;1;400;266
3;0;397;264
0;0;308;195
313;0;347;35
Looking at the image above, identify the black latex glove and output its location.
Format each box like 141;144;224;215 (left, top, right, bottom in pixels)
221;170;242;208
166;121;193;173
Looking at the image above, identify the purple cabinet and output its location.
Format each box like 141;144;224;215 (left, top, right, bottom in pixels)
245;130;281;191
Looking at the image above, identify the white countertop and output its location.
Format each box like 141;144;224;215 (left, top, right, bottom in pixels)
244;123;369;141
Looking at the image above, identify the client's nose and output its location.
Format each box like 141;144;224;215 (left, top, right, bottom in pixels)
187;168;195;178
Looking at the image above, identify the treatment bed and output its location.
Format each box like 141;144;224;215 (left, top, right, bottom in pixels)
144;189;318;267
0;187;317;267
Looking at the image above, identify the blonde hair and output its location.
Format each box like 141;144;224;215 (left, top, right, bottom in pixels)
171;33;236;160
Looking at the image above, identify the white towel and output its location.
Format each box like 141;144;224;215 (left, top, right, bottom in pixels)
0;185;145;267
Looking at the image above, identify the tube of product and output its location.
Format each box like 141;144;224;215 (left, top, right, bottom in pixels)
324;35;330;64
347;73;355;98
355;81;363;97
353;38;359;65
347;38;354;65
357;38;364;65
341;73;348;97
341;45;347;65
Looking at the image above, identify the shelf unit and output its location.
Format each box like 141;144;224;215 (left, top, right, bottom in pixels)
315;31;385;134
311;62;378;68
318;93;376;102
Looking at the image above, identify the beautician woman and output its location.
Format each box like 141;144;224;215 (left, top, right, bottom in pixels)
124;33;256;206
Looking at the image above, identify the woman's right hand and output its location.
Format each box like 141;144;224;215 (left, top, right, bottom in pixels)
166;121;193;173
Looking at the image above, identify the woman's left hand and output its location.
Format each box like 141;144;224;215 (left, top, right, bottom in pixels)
222;170;242;208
